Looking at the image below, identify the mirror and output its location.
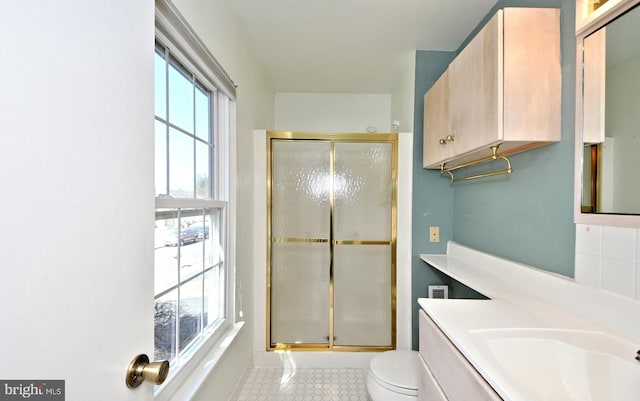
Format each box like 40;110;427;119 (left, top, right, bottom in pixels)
580;3;640;215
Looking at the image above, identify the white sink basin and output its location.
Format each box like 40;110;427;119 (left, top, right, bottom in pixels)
470;328;640;401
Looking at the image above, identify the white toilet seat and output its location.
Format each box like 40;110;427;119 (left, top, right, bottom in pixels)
368;350;419;398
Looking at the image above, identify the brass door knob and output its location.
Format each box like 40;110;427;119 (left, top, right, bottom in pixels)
126;354;170;388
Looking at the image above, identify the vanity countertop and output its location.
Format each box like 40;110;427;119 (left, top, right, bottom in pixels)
419;242;640;401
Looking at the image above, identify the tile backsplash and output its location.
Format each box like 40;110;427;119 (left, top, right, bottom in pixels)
575;224;640;301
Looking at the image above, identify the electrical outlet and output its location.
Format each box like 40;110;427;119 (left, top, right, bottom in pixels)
429;226;440;243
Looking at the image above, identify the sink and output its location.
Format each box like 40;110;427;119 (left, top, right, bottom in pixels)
469;328;640;401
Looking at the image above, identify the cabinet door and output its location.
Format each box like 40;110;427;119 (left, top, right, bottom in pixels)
418;355;448;401
419;310;502;401
448;10;502;156
423;70;454;168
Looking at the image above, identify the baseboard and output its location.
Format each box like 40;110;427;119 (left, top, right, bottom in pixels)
252;351;377;369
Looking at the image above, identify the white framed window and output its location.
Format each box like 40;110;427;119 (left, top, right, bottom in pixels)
154;0;237;389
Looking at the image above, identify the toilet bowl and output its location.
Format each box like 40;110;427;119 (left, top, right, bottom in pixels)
367;350;419;401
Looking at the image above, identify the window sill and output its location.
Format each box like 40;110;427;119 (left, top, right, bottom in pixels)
154;321;245;401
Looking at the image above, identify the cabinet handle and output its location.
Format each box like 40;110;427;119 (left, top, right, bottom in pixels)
439;134;455;145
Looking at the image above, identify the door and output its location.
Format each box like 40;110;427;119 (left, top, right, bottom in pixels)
267;132;397;350
0;2;155;400
332;141;395;347
269;139;332;346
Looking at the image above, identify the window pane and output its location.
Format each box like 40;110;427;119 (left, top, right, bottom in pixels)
155;211;179;294
155;121;168;196
169;128;194;198
154;51;167;120
155;289;177;362
203;213;214;267
168;61;194;133
179;277;203;352
204;209;224;327
205;208;224;266
195;86;209;141
204;266;222;327
179;211;205;275
195;141;210;198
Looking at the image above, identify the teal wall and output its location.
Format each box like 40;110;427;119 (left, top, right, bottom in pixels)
411;50;457;349
411;0;576;349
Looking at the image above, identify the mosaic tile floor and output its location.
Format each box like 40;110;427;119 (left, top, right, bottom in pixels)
237;367;371;401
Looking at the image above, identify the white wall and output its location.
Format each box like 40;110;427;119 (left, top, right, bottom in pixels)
390;51;417;134
575;224;640;301
272;52;414;133
170;0;274;399
274;93;391;132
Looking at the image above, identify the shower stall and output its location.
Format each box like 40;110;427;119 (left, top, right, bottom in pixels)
267;131;397;351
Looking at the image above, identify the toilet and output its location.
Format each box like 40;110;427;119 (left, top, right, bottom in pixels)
367;350;419;401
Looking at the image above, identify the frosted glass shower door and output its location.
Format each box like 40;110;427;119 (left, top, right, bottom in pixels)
270;140;331;345
333;142;394;347
268;133;396;350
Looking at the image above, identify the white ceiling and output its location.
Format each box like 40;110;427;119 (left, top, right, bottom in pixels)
230;0;498;93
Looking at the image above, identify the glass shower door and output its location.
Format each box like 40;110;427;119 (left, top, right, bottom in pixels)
270;140;331;345
268;133;396;350
333;142;394;347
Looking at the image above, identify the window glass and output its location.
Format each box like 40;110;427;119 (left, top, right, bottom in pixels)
178;277;204;353
168;127;195;198
204;209;224;326
168;60;194;134
195;86;210;141
204;269;220;327
155;209;179;291
154;42;229;372
155;53;214;200
195;141;210;198
154;288;178;362
153;207;225;363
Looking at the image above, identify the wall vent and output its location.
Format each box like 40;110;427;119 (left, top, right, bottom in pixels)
428;285;449;299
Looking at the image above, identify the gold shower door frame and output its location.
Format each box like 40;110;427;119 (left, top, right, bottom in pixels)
266;131;398;352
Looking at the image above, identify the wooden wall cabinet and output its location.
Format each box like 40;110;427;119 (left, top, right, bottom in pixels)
423;8;561;169
418;310;502;401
